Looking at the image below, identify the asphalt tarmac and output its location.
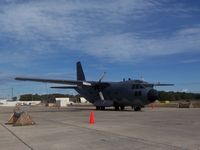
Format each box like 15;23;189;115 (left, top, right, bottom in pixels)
0;106;200;150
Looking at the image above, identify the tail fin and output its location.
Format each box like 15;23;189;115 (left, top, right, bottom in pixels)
76;61;86;81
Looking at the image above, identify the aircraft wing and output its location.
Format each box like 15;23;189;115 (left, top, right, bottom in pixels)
51;86;78;89
15;77;92;86
93;82;110;90
140;83;174;87
153;83;174;86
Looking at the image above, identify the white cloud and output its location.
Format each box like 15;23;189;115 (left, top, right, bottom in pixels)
77;26;200;62
180;59;200;64
0;0;199;64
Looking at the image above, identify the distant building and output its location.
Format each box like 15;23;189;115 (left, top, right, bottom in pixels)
17;101;41;106
55;97;74;107
0;100;41;106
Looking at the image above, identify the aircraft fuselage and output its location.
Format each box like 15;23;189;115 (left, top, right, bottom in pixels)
76;80;158;108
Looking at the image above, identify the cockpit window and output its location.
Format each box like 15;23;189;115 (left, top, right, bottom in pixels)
132;84;144;89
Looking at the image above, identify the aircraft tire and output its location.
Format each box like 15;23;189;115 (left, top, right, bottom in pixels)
96;106;100;110
120;106;125;111
114;106;119;111
100;106;105;110
134;106;141;111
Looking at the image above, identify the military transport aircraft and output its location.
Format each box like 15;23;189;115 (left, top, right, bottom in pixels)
15;62;173;111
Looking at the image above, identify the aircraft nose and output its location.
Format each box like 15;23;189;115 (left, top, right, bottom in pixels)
147;89;158;102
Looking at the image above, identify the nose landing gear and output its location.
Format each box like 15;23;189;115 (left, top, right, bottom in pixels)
114;105;125;111
132;106;141;111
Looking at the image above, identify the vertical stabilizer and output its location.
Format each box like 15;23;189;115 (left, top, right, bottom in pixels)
77;61;86;81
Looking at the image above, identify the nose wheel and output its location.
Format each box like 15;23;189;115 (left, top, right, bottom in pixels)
120;106;125;111
133;106;141;111
114;106;125;111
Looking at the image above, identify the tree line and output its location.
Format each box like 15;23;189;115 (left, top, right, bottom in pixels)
158;91;200;101
18;91;200;102
19;93;79;103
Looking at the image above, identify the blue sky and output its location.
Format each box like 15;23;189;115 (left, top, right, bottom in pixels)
0;0;200;98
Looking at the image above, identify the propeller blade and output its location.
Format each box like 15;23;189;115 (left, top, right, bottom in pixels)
99;72;106;82
99;91;105;101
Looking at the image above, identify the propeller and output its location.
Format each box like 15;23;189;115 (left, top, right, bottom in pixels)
99;72;106;82
97;72;106;101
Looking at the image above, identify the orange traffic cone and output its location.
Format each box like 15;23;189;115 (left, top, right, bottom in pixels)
89;111;95;124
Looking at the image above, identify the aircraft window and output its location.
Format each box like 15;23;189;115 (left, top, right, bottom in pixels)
139;85;144;89
132;84;143;89
134;91;138;96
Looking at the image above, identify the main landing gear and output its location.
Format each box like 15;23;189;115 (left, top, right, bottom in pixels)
96;106;125;111
96;105;142;111
96;106;105;110
114;106;125;111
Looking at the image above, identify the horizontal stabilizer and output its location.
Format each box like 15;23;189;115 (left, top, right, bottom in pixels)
153;83;174;86
140;83;174;87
